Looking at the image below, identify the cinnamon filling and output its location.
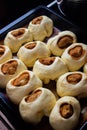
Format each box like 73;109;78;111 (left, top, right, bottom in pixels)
25;42;36;49
25;90;42;102
58;36;73;49
0;46;5;57
60;103;73;119
39;57;55;65
1;60;18;75
32;16;43;24
68;45;85;59
11;28;25;38
12;72;29;86
67;73;82;84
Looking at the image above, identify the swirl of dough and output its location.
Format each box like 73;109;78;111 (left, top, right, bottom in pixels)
6;70;42;105
19;87;56;124
49;96;81;130
0;58;27;88
56;71;87;98
47;30;77;56
0;45;12;64
33;56;68;84
17;41;51;67
61;43;87;71
4;28;33;53
28;15;53;41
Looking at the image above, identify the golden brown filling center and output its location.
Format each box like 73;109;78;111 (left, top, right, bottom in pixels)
60;103;73;119
11;28;25;38
25;90;42;102
0;46;5;57
32;16;43;24
1;60;18;75
25;42;36;49
12;72;29;86
58;36;73;49
67;73;82;84
39;57;55;65
68;45;85;59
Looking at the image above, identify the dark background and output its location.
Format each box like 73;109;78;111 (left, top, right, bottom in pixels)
0;0;53;29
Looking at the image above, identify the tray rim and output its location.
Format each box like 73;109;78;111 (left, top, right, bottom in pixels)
0;5;86;40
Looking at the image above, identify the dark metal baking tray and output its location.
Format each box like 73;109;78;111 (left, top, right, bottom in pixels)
0;5;87;43
0;5;87;130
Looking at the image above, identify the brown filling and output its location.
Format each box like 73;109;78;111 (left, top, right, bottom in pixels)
25;42;36;49
11;28;25;38
32;16;43;24
39;57;55;65
0;46;5;57
25;90;42;102
1;60;18;75
68;45;85;59
58;36;73;49
60;103;73;119
12;72;29;86
67;73;82;84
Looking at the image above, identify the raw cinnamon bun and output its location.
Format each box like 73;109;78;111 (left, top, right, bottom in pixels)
0;58;27;88
47;30;77;56
33;56;68;84
17;41;51;67
6;70;42;104
56;71;87;98
49;96;81;130
0;45;12;64
61;43;87;71
28;15;53;41
4;28;33;53
19;87;56;124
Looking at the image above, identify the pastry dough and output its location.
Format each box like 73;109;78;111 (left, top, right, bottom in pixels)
0;45;12;64
49;96;81;130
61;43;87;71
19;87;56;124
4;28;33;53
28;15;53;41
56;71;87;98
83;63;87;75
0;58;27;88
17;41;51;67
33;56;68;84
47;30;77;56
6;70;42;105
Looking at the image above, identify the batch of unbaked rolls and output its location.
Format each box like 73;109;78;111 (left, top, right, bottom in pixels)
1;15;87;130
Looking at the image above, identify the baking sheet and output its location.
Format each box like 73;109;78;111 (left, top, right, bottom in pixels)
0;5;87;130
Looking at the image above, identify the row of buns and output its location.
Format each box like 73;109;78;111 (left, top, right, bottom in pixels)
4;15;53;53
1;15;87;130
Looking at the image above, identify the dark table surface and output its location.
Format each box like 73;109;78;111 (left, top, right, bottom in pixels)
0;0;53;29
